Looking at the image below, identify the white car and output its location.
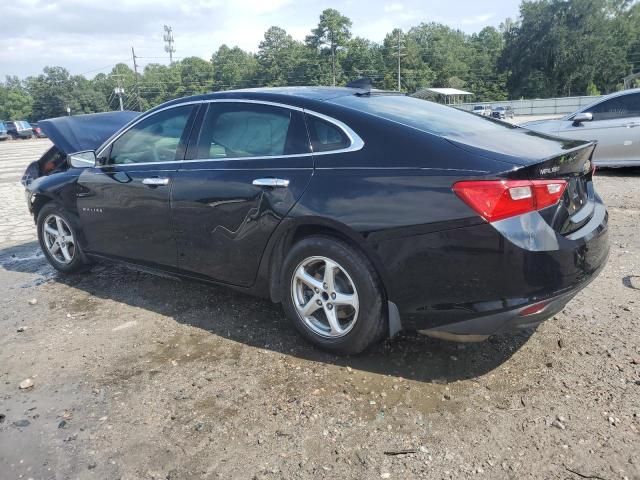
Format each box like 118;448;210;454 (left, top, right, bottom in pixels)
522;89;640;168
472;105;491;116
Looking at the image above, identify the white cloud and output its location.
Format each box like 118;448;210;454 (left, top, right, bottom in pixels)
384;3;404;12
460;13;495;26
0;0;517;78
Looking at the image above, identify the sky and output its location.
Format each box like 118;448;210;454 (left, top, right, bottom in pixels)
0;0;521;79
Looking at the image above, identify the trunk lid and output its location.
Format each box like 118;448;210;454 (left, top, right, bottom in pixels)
448;130;597;236
509;142;596;235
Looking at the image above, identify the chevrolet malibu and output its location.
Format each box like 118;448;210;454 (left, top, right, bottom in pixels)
23;85;609;354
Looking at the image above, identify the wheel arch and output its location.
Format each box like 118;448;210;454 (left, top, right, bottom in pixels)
258;216;391;305
30;193;54;223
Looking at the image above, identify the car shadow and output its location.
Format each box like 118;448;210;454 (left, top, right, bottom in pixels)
1;241;533;384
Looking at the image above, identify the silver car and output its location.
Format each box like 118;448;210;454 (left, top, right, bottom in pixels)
523;88;640;167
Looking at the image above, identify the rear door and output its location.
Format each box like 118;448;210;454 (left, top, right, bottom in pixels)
171;100;313;286
77;104;196;266
557;93;640;165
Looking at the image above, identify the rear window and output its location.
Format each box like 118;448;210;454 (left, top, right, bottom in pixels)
329;95;517;139
306;115;350;152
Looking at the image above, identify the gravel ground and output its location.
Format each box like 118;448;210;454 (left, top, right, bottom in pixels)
0;138;638;480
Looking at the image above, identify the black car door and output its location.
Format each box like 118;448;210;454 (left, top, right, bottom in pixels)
171;100;313;287
77;104;197;266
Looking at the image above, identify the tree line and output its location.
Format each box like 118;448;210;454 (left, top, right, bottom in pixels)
1;0;639;121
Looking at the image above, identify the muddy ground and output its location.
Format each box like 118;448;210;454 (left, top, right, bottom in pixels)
0;139;638;480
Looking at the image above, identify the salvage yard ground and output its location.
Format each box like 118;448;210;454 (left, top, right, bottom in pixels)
0;138;638;479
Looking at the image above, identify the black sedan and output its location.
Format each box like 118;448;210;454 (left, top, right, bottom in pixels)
23;85;609;354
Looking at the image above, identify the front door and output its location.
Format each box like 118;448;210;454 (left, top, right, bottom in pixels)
171;101;313;287
77;104;196;267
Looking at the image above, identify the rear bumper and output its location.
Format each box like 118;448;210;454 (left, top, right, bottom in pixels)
417;281;584;341
375;199;609;336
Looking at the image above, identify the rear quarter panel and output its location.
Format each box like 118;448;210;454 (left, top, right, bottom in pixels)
287;104;516;302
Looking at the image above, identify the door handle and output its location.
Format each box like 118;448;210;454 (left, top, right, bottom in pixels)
252;178;290;188
142;177;170;186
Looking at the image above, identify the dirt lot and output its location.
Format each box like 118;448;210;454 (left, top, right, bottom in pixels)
0;139;638;480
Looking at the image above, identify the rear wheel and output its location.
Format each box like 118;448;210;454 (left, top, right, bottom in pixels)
37;203;90;273
281;236;387;355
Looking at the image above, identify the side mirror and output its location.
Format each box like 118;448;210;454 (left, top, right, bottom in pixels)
68;150;97;168
572;112;593;126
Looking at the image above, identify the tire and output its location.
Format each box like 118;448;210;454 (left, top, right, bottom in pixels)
281;236;387;355
37;203;91;274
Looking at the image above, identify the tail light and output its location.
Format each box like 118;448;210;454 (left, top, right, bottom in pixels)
452;179;567;223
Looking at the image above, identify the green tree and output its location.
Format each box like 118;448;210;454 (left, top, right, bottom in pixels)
468;27;508;101
258;27;309;86
407;23;472;88
341;37;384;86
501;0;635;97
306;8;353;86
382;28;435;92
211;45;258;90
138;63;181;108
0;76;33;120
177;57;215;96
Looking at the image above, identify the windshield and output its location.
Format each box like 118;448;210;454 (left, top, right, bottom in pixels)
329;94;518;139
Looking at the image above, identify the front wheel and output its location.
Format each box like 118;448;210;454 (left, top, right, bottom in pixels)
37;203;90;273
281;236;387;355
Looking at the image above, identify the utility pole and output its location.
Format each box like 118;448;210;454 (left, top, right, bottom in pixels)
112;74;125;111
331;43;336;87
163;25;175;64
132;46;141;110
396;29;405;92
114;87;124;111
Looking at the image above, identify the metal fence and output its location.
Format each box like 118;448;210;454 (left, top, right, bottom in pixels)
457;95;603;116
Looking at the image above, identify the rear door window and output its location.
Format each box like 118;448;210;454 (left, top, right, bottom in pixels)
195;102;310;159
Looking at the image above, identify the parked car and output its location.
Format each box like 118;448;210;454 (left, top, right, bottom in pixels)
0;122;9;141
472;105;491;116
491;106;515;119
24;86;609;354
31;122;48;138
522;88;640;167
5;120;34;139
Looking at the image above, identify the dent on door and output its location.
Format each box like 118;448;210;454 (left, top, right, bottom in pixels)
171;159;312;287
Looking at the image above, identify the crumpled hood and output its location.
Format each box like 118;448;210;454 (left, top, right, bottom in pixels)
39;111;139;154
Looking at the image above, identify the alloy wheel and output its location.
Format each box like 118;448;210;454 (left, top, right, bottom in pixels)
43;214;76;265
291;256;359;338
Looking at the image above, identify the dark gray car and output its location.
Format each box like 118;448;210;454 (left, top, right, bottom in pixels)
5;120;34;139
523;88;640;168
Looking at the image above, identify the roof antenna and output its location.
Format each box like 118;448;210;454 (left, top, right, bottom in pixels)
346;77;372;92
